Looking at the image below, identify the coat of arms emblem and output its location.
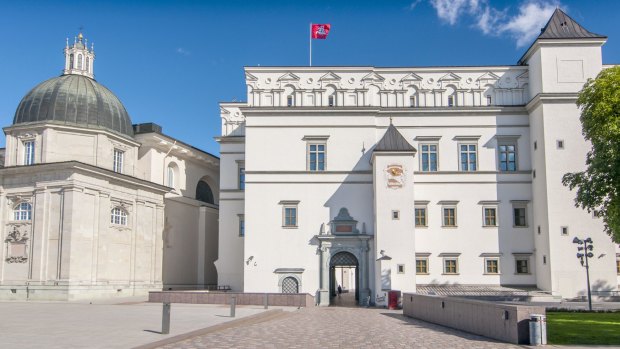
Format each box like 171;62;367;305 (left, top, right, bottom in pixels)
385;164;405;189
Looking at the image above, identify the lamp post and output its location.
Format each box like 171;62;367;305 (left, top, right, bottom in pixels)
572;237;594;311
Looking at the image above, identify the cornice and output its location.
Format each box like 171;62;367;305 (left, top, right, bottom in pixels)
525;92;579;112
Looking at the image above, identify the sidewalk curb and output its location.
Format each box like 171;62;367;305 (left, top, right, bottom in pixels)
132;309;287;349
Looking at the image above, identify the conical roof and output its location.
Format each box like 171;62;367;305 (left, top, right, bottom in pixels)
374;123;416;152
538;8;605;40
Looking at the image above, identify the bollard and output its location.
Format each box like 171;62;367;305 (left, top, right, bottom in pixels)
230;295;236;317
162;302;171;334
264;294;269;309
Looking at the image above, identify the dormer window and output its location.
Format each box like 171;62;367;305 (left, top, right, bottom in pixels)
23;140;35;165
113;149;124;173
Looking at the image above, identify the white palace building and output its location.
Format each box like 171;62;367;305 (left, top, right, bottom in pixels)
216;9;620;306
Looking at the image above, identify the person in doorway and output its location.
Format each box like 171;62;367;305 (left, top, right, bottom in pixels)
337;285;342;297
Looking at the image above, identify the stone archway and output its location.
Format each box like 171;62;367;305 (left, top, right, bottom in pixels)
329;251;359;304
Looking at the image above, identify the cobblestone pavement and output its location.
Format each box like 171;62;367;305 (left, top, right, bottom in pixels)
158;306;524;349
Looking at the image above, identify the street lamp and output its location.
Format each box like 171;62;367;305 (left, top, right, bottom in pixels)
572;236;594;311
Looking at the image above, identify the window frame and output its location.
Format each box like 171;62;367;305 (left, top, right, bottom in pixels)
167;164;176;189
113;149;124;174
442;206;457;227
237;160;246;190
304;136;328;172
512;201;528;228
484;257;500;274
110;206;128;226
397;264;405;274
238;214;245;237
415;256;429;275
443;257;459;275
616;254;620;275
497;140;518;172
328;95;335;107
420;143;439;172
409;95;417;107
287;95;294;107
414;205;427;227
447;95;455;107
280;200;300;228
515;257;530;275
458;142;478;172
13;202;32;221
23;140;35;165
483;206;498;227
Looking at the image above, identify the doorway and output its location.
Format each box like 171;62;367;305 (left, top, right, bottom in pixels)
329;251;359;306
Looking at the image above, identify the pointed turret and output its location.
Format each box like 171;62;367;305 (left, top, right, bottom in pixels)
537;8;606;40
63;32;95;78
374;123;416;153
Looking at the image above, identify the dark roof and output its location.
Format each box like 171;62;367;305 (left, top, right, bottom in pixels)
13;74;134;138
538;8;606;40
374;124;416;152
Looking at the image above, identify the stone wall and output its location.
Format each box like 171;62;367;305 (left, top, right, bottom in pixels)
149;291;314;307
403;293;544;344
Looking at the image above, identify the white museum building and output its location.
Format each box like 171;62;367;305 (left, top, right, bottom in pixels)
216;9;620;306
0;33;220;300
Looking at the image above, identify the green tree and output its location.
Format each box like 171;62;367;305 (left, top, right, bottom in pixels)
563;65;620;243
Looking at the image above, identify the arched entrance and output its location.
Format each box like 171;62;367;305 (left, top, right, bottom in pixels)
329;251;359;305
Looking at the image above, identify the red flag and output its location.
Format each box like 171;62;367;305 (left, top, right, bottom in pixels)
311;24;331;39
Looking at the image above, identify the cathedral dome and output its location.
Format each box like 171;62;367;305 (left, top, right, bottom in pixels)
13;74;134;138
12;33;134;138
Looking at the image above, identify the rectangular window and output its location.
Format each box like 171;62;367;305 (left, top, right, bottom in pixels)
308;143;326;171
415;207;427;227
513;206;527;227
459;144;477;171
443;207;456;227
485;258;499;274
283;206;298;227
397;264;405;274
483;207;497;226
420;144;438;172
416;258;429;274
238;167;245;190
498;143;517;171
534;141;537;150
392;210;400;220
238;215;245;237
409;96;416;107
24;140;35;165
516;258;530;274
557;140;564;149
113;149;124;173
486;95;492;106
561;226;568;236
287;95;294;107
616;255;620;275
328;95;335;107
447;95;454;107
443;258;458;274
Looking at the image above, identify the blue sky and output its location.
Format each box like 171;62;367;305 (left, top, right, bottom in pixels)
1;0;619;156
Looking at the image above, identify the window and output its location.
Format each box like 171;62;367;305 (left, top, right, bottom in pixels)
328;95;335;107
533;170;536;178
557;140;564;149
534;141;537;150
485;258;500;274
409;96;416;107
415;207;427;227
483;207;497;226
616;255;620;275
420;144;438;172
459;144;477;171
486;95;492;106
13;202;32;221
281;277;299;293
443;258;458;274
537;226;541;235
308;143;326;171
516;258;530;274
561;226;568;236
392;210;400;220
283;205;298;227
77;54;83;70
416;258;429;274
113;149;124;173
397;264;405;274
238;167;245;190
238;215;245;237
110;207;127;225
513;207;527;227
447;95;454;107
23;140;35;165
70;53;74;69
442;207;456;227
498;143;517;171
167;165;175;188
543;255;547;264
287;95;294;107
196;180;215;204
86;57;90;72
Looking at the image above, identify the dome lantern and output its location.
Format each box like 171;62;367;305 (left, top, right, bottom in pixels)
63;32;95;78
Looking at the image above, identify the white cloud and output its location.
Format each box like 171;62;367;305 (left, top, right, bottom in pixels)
409;0;423;10
425;0;560;47
176;47;191;56
499;1;558;47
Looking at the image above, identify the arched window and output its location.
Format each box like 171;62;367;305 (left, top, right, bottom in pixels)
167;165;176;189
282;277;299;293
86;57;90;73
77;54;83;70
110;207;128;225
13;202;32;221
196;180;214;204
70;54;74;69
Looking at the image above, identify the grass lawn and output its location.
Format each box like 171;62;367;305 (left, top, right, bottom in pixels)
547;312;620;345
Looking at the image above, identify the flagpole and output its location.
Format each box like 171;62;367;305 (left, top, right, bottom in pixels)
309;22;312;66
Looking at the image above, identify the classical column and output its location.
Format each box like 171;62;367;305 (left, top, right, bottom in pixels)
318;242;331;306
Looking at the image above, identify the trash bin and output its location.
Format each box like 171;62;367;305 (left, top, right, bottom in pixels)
529;314;547;346
388;290;401;310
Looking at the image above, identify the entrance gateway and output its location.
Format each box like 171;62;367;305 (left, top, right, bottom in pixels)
316;208;372;306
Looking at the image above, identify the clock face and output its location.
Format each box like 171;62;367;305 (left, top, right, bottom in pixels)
386;164;405;189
